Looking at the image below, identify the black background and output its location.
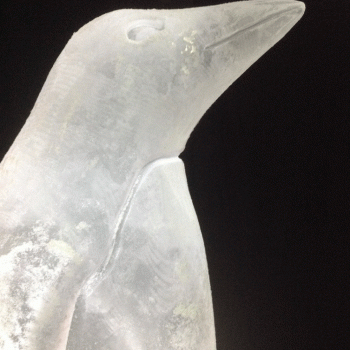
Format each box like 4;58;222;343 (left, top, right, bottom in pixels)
0;1;348;349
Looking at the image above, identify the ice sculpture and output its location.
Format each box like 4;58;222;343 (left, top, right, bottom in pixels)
0;1;304;349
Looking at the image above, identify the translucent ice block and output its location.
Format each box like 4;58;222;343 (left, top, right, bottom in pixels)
0;1;304;349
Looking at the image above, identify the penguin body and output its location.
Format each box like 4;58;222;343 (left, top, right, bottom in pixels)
0;2;304;349
67;157;216;349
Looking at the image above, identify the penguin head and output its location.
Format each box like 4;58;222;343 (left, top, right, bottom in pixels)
59;1;304;158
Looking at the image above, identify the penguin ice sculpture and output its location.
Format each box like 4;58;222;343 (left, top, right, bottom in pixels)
0;1;304;349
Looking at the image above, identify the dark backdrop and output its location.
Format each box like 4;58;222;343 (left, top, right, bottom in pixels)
0;1;348;349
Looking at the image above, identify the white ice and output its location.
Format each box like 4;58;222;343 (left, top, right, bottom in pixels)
0;1;304;349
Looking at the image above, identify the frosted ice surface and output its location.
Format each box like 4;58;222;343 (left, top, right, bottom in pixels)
0;1;304;349
66;158;216;349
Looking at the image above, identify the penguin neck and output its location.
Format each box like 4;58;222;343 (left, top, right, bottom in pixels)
1;66;142;214
6;61;146;176
0;56;185;223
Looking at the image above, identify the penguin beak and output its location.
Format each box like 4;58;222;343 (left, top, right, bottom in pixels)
197;0;305;89
204;1;305;50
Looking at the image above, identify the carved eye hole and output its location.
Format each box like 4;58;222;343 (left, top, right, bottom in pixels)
127;19;165;42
